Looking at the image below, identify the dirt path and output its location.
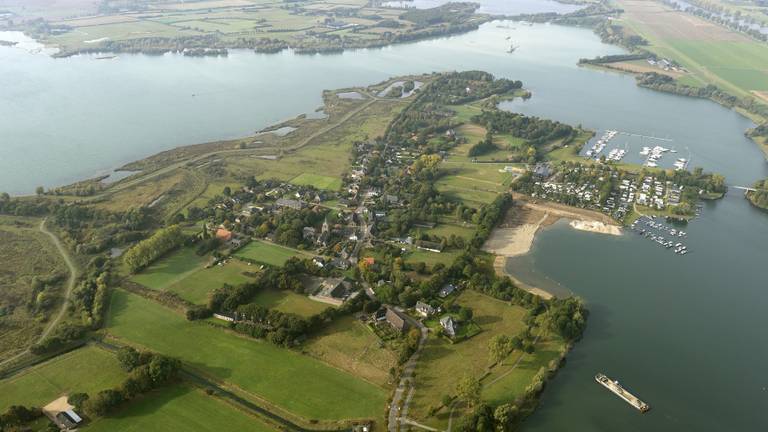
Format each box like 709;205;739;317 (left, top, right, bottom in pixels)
38;219;79;341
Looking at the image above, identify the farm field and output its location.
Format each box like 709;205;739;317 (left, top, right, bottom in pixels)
130;247;207;290
304;315;398;388
0;345;126;410
251;288;331;318
84;384;278;432
0;217;67;362
106;289;387;421
233;240;309;267
618;0;768;102
408;290;533;428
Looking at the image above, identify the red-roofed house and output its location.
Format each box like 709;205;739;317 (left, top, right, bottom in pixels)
215;228;233;242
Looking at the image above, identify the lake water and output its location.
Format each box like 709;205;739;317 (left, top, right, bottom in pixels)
1;15;768;430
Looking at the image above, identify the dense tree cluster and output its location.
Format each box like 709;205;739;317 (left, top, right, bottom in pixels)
472;110;576;147
81;347;181;418
636;73;768;119
746;178;768;210
123;225;184;273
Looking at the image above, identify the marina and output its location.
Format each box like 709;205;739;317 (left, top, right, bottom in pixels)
630;215;692;255
595;373;651;413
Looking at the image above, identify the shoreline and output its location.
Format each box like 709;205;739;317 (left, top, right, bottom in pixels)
485;195;622;299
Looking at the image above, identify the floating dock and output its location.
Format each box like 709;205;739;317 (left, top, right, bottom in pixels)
595;373;650;413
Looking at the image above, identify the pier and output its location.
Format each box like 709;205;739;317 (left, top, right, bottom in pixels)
595;373;650;413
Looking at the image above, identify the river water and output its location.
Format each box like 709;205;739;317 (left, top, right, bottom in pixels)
1;11;767;430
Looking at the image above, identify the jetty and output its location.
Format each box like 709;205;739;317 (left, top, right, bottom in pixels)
595;373;650;413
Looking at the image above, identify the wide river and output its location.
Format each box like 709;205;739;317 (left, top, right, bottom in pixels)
1;4;767;430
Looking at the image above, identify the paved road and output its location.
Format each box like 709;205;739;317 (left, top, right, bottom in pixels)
388;309;428;432
0;219;79;368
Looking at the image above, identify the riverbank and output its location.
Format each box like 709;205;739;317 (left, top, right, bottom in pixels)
484;195;622;298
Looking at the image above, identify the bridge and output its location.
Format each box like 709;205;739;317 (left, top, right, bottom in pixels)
732;186;759;192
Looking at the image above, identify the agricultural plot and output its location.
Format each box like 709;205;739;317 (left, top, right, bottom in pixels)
408;290;533;428
106;289;387;421
233;241;309;267
619;0;768;99
84;384;277;432
304;316;398;388
251;288;331;318
0;346;127;410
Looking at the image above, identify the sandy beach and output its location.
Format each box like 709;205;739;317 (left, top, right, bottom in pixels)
484;196;622;298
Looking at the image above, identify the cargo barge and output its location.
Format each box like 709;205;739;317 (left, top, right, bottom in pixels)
595;373;650;413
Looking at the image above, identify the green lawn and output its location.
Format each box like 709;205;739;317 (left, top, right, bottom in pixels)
106;289;386;421
251;288;331;318
84;384;277;432
233;241;309;267
666;40;768;92
0;346;127;410
290;173;342;191
130;247;206;290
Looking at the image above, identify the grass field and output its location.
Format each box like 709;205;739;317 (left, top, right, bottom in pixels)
233;241;309;267
84;384;277;432
130;247;207;290
107;289;386;421
251;288;331;318
0;346;127;410
168;260;256;304
304;316;398;388
403;248;461;270
408;290;532;428
290;173;342;191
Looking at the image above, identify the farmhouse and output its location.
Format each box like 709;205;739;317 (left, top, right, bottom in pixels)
215;228;233;242
276;198;304;210
438;283;457;298
55;410;82;429
415;301;435;317
440;316;457;337
385;308;410;333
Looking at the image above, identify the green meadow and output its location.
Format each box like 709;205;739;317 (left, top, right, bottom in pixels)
233;241;309;267
84;384;277;432
106;289;386;421
0;346;126;410
251;288;331;318
130;247;206;290
290;173;342;191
